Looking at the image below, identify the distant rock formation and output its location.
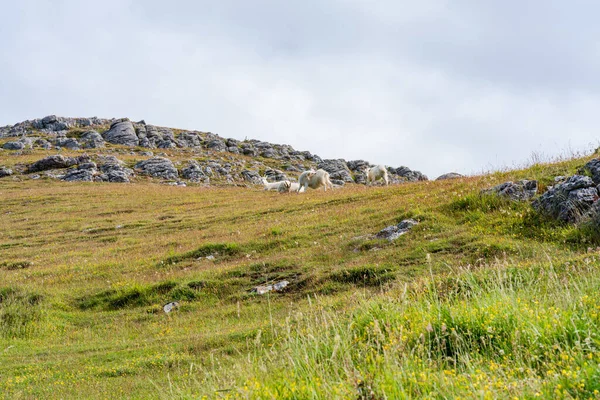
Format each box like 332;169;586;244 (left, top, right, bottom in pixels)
1;115;429;187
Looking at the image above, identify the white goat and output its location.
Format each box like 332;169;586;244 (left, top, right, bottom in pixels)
297;169;333;192
364;165;389;186
262;177;291;192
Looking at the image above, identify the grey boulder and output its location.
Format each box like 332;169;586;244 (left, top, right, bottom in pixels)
532;175;598;223
318;159;354;182
0;167;13;178
436;172;464;180
580;158;600;185
264;169;287;182
103;120;139;146
80;130;105;149
134;157;178;180
375;219;419;241
482;180;538;201
54;137;80;150
394;166;428;182
181;160;209;182
3;141;25;150
241;170;262;185
27;155;88;173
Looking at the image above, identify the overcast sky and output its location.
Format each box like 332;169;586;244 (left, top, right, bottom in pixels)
2;1;599;177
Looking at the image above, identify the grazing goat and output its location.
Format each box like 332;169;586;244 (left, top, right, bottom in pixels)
364;165;389;186
298;169;334;192
262;177;291;192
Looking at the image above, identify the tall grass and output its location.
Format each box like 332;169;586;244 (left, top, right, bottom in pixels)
184;257;600;399
0;287;43;339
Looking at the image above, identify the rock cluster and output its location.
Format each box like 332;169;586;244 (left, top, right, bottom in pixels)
533;175;598;223
375;219;419;241
482;180;538;201
0;167;13;178
436;172;464;181
2;115;431;187
134;157;178;180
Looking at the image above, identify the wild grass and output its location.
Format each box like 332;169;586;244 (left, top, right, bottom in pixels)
1;146;600;398
200;257;600;399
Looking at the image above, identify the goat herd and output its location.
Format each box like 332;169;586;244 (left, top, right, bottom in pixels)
261;165;389;193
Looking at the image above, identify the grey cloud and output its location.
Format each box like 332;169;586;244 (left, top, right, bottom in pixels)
1;1;600;177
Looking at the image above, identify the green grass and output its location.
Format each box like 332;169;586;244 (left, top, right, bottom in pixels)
2;145;600;398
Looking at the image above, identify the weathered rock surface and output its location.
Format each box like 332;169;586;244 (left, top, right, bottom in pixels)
54;137;80;150
394;166;428;182
27;155;89;173
2;115;430;188
318;159;354;182
206;139;227;152
3;141;25;150
375;219;419;241
62;163;97;182
580;158;600;185
241;170;262;185
134;157;178;180
3;137;32;150
264;169;287;182
80;130;105;148
0;167;13;178
436;172;464;180
482;180;538;201
180;160;209;183
103;120;138;146
33;138;52;149
532;175;598;223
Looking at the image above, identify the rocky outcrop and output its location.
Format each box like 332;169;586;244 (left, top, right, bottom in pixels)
580;159;600;185
482;180;538;201
97;157;134;183
180;160;210;183
241;170;262;185
33;138;52;149
376;219;419;241
54;137;80;150
27;155;90;173
206;139;227;152
264;169;287;182
3;137;32;150
2;115;431;188
62;162;97;182
394;166;428;182
436;172;464;181
134;157;178;180
532;175;598;223
318;159;354;182
80;131;105;149
0;167;13;178
103;119;138;147
33;115;70;132
3;141;25;150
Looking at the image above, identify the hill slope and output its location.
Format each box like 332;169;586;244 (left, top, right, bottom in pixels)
1;117;600;399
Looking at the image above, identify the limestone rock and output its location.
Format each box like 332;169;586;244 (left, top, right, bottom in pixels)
532;175;598;223
134;157;178;180
482;180;538;201
375;219;419;241
241;170;262;185
103;120;138;146
80;130;105;149
54;137;80;150
436;172;464;180
394;166;428;182
0;167;13;178
318;159;354;182
27;155;88;173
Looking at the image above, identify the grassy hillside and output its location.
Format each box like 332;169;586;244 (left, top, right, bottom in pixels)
1;147;599;399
